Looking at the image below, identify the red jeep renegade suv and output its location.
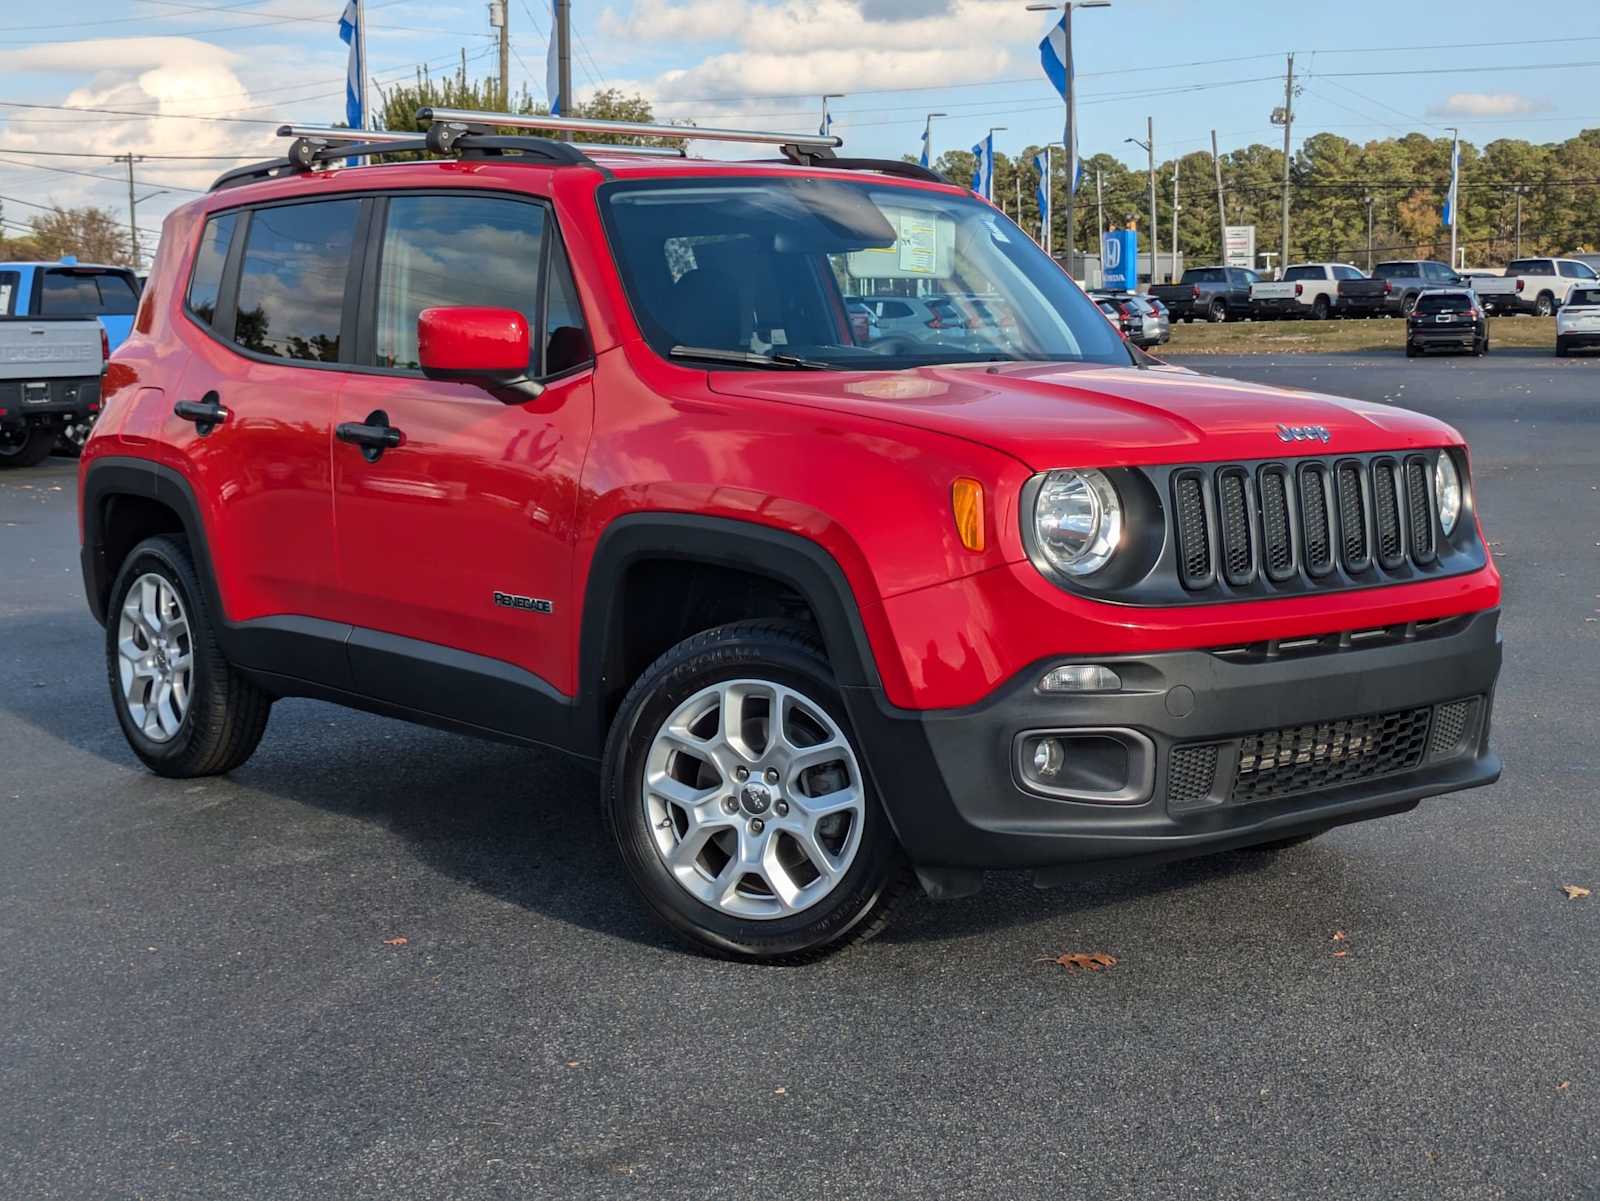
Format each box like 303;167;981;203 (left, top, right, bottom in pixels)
78;112;1502;961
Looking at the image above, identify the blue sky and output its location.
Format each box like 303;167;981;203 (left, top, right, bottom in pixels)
1;0;1597;239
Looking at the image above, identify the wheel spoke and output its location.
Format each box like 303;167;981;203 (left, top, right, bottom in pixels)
760;841;804;910
793;783;861;822
645;767;716;810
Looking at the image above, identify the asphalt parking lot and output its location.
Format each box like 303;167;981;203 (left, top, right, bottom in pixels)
2;351;1596;1201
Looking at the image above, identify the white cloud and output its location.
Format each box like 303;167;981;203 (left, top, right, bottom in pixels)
1425;92;1553;119
599;0;1041;104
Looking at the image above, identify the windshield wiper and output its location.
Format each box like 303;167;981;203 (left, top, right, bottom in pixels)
669;345;830;371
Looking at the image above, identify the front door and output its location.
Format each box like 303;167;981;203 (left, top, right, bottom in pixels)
331;192;594;729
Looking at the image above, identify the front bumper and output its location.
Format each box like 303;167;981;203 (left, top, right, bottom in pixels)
847;609;1502;893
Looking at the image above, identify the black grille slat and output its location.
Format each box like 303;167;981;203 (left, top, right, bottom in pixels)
1174;473;1213;588
1405;457;1436;564
1230;707;1432;803
1372;460;1404;568
1336;461;1370;572
1299;465;1333;576
1258;467;1295;581
1167;745;1219;806
1216;470;1254;584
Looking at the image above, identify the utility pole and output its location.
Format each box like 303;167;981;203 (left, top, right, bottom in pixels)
489;0;509;108
1170;160;1180;282
1446;127;1460;270
1095;167;1104;251
1364;194;1375;272
1147;118;1158;289
356;0;369;129
1513;183;1525;258
1276;52;1295;278
556;0;572;137
1043;143;1053;256
1211;129;1227;263
118;153;144;271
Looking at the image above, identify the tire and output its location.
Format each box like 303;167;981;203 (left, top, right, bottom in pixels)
1405;342;1419;358
106;535;271;778
1473;337;1487;357
1556;337;1568;358
1536;292;1555;318
53;416;95;458
1311;296;1330;321
0;425;55;469
1208;298;1228;323
1401;293;1419;317
601;620;913;963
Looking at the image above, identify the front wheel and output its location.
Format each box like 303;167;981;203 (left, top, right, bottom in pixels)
601;621;912;963
0;425;55;469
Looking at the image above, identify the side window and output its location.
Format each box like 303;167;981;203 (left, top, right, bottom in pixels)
878;300;912;319
542;234;592;376
186;212;237;328
373;194;544;371
233;199;359;362
0;270;16;316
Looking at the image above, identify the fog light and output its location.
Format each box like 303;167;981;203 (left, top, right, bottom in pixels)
1040;664;1123;693
1032;737;1064;778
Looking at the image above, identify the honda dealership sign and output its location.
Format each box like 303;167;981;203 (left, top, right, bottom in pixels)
1102;229;1138;290
1224;225;1256;269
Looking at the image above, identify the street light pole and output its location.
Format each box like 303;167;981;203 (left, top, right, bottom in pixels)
1027;1;1110;279
921;111;948;169
1364;194;1375;272
1125;122;1156;287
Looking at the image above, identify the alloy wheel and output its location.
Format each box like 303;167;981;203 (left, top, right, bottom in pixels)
116;573;194;742
641;678;865;920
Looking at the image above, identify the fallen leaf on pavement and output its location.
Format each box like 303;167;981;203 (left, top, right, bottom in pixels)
1332;951;1348;958
382;936;409;946
1556;1081;1570;1091
1331;930;1348;942
1041;952;1118;972
774;1087;786;1095
1560;884;1591;900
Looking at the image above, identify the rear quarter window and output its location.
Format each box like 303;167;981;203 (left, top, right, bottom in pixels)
186;212;238;328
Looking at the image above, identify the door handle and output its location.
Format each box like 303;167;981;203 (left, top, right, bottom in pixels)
173;392;228;436
336;409;403;462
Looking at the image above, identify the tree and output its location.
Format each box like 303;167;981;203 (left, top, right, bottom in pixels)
6;206;132;265
376;65;683;149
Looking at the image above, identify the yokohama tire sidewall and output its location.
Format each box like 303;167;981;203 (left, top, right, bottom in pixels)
107;540;206;769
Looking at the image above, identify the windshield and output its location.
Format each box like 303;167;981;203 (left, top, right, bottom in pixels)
599;176;1131;370
1373;263;1417;279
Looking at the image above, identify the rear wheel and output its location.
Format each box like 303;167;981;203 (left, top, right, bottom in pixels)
0;425;55;469
1401;293;1420;317
107;536;272;778
1473;336;1487;357
1405;342;1420;358
601;621;912;963
1311;296;1330;320
1556;336;1569;358
1208;298;1228;323
1536;292;1556;317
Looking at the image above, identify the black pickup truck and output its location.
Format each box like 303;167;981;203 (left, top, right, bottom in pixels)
1148;265;1263;323
1337;260;1463;317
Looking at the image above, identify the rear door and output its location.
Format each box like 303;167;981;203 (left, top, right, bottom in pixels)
332;190;595;716
33;266;141;350
172;200;356;663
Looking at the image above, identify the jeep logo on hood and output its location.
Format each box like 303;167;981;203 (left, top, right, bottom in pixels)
1277;423;1332;444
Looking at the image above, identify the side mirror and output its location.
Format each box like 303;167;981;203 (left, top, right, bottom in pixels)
417;306;544;403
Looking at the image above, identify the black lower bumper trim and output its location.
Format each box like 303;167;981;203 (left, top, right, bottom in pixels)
845;609;1502;881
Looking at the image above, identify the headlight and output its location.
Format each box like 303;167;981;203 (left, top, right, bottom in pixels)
1033;469;1124;576
1434;452;1462;536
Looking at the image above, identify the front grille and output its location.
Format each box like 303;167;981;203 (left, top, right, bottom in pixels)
1232;707;1431;803
1168;744;1219;806
1153;451;1464;601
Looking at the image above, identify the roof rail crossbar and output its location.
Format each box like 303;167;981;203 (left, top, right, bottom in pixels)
416;106;842;152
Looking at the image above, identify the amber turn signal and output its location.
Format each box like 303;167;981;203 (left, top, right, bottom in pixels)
951;477;985;552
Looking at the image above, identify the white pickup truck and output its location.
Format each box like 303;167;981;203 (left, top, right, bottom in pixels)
0;316;106;468
1473;257;1600;316
1249;262;1368;320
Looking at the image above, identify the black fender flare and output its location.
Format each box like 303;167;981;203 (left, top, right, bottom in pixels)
574;513;883;757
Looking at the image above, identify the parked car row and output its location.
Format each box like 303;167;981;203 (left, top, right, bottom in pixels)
1089;291;1170;348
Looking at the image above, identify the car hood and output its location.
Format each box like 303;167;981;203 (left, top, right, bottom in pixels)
706;361;1460;470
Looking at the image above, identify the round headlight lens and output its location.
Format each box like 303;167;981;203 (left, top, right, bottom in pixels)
1434;452;1462;536
1033;469;1124;576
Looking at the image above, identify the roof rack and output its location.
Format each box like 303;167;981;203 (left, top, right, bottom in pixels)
208;111;942;193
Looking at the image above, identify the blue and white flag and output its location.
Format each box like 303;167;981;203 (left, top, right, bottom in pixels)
919;122;932;169
1039;13;1081;196
1033;149;1050;229
1442;134;1460;227
819;98;833;139
971;134;994;200
339;1;362;132
546;0;562;116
